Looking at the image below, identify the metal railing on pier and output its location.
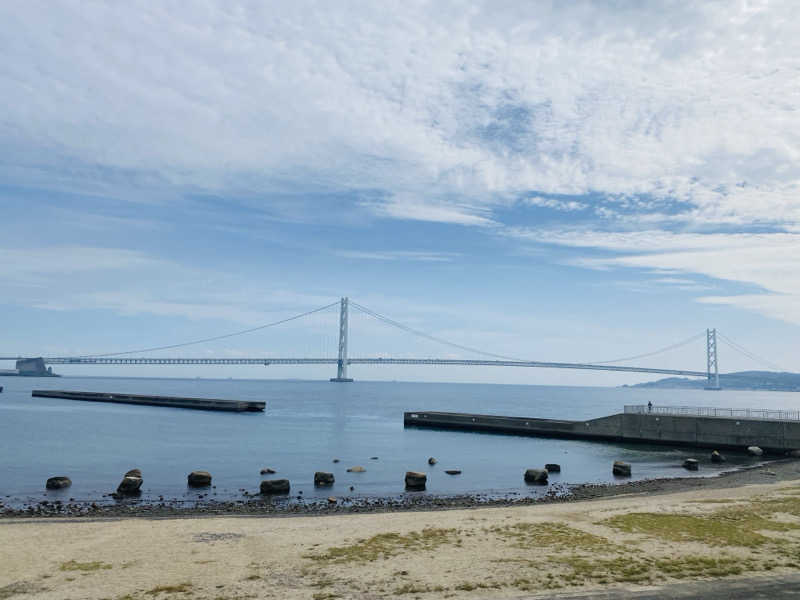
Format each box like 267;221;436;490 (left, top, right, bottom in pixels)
625;404;800;422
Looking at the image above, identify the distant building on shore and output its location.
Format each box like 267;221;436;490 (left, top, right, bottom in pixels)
0;357;59;377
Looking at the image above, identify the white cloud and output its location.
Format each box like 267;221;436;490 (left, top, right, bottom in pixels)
364;197;496;226
0;246;163;277
0;1;798;229
524;196;587;212
335;250;459;262
510;228;800;325
0;245;339;325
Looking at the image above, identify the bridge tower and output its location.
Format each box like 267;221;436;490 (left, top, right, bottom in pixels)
705;328;720;390
330;297;353;382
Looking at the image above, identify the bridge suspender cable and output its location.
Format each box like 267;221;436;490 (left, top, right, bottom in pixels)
716;332;786;372
74;301;340;358
588;332;707;365
353;301;708;367
349;301;527;362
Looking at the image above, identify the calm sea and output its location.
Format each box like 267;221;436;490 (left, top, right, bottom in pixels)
1;376;795;507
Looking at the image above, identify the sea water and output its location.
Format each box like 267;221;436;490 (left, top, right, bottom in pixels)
0;376;794;507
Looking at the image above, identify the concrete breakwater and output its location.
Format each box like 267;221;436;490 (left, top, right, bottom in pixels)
32;390;265;412
404;406;800;453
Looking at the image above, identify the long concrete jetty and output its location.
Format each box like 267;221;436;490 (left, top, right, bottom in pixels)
404;405;800;453
32;390;265;412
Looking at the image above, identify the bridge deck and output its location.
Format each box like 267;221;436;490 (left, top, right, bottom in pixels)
23;357;707;377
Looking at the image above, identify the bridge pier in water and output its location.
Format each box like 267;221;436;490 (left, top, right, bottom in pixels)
330;297;353;382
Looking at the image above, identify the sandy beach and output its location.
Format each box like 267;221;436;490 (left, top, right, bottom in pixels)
3;461;800;599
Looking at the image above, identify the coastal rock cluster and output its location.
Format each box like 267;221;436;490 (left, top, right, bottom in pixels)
28;442;785;518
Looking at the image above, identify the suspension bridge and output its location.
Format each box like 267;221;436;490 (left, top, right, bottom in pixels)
0;297;780;388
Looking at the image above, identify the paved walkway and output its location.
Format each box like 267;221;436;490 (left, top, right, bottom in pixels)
507;573;800;599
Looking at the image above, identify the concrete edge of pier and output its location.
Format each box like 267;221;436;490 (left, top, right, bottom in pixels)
32;390;265;412
404;410;800;453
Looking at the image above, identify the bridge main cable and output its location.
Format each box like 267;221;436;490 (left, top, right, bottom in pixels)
67;301;341;358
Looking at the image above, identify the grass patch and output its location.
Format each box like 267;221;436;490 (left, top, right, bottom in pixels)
312;594;341;600
492;522;610;551
145;583;193;595
0;582;43;599
555;554;752;586
394;583;434;595
307;528;457;563
604;509;799;547
60;560;112;572
687;499;738;504
453;581;498;591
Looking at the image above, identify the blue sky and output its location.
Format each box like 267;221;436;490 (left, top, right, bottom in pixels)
1;1;799;384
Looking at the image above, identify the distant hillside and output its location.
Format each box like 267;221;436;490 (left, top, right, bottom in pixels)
630;371;800;392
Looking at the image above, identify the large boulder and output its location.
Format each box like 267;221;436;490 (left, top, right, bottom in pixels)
747;446;764;456
711;450;726;463
683;458;699;471
545;463;561;473
187;470;212;487
260;479;290;494
405;471;427;490
346;466;366;473
524;469;548;484
613;461;632;477
314;471;335;486
45;476;71;490
117;469;143;494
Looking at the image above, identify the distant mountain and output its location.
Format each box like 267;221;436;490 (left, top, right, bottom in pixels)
630;371;800;392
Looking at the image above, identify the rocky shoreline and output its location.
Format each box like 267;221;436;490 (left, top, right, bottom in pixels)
3;458;798;520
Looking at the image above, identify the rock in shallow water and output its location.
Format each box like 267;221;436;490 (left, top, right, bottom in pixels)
612;461;632;477
683;458;699;471
260;479;290;494
405;471;427;490
260;468;276;475
347;466;366;473
444;469;461;475
45;476;71;490
117;475;143;494
545;463;561;473
748;446;764;456
524;469;548;484
711;450;725;463
188;471;212;487
314;471;335;486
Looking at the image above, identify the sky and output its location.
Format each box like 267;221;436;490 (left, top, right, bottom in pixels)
1;1;799;385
